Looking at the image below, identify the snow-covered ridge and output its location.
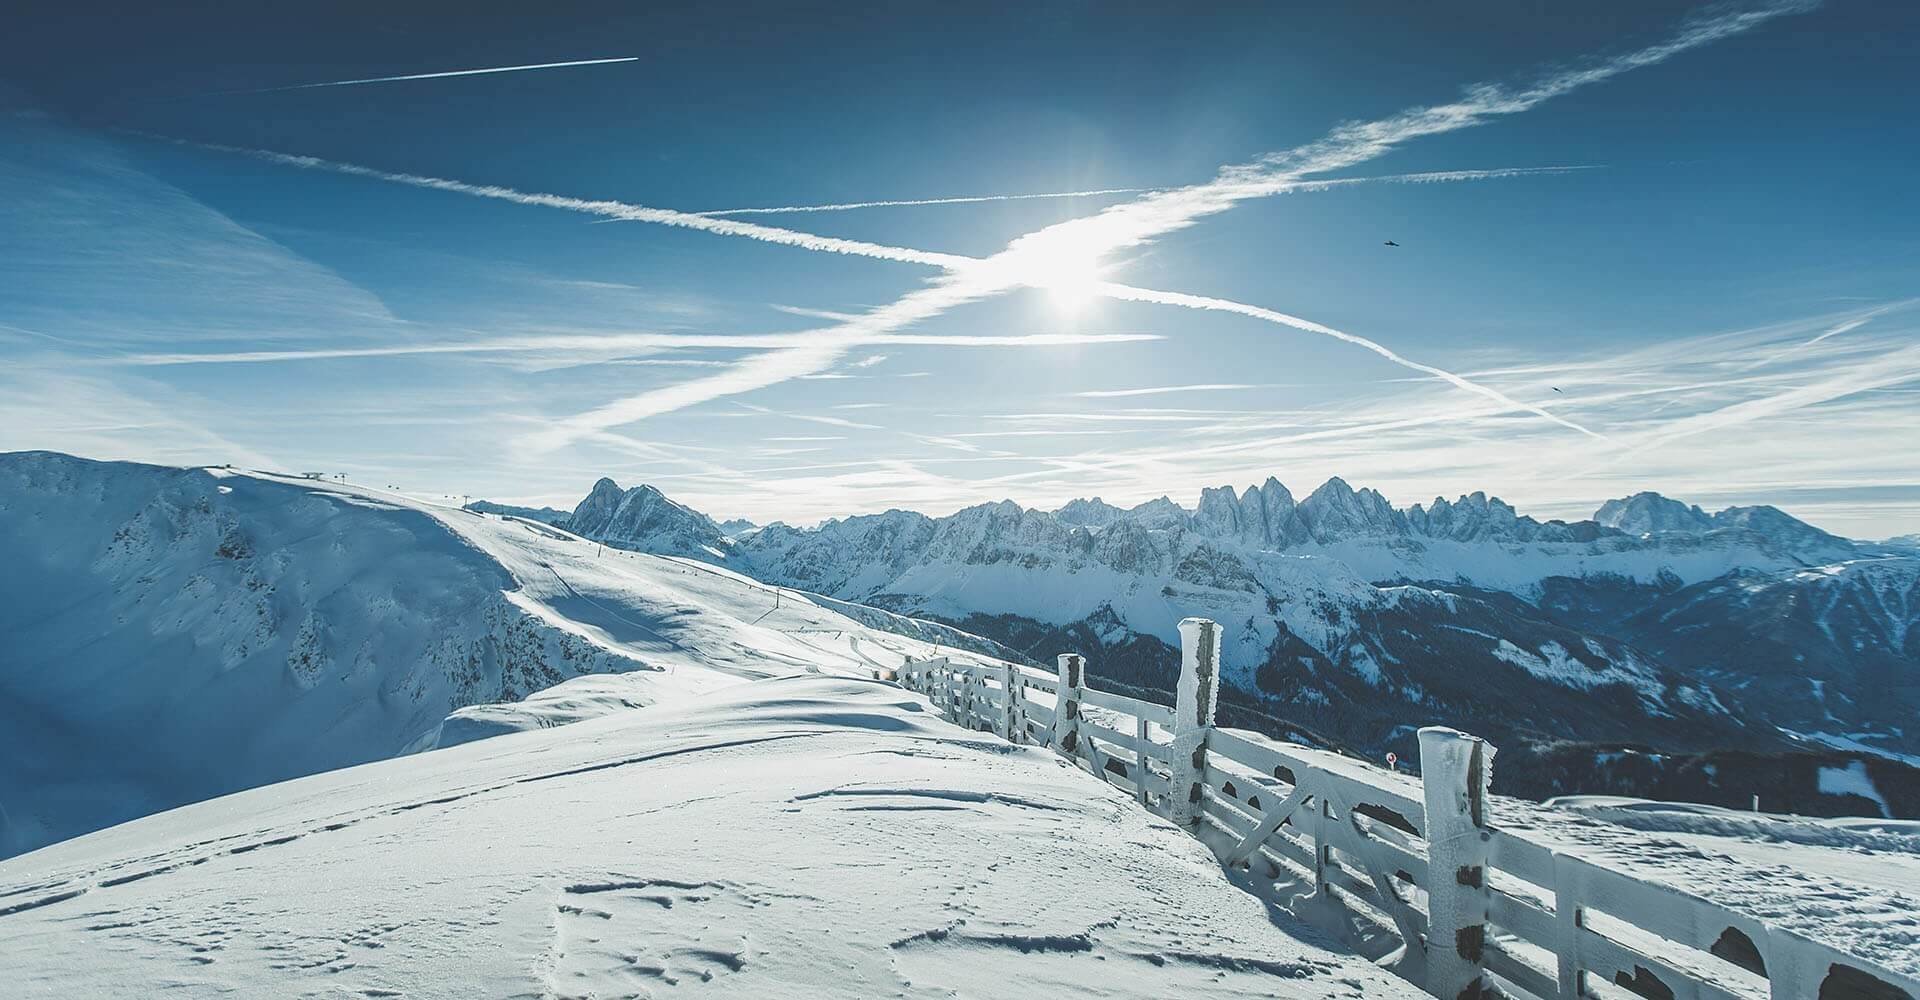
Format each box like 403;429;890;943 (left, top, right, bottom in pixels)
0;452;1012;858
0;674;1421;999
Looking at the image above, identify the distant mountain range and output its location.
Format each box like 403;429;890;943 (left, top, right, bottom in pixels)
539;475;1920;782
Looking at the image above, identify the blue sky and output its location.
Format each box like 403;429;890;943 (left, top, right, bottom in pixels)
2;1;1916;536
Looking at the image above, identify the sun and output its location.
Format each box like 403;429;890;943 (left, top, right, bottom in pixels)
1025;245;1106;316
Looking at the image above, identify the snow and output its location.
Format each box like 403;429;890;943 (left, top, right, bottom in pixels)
1817;762;1891;817
0;675;1417;1000
1785;728;1920;768
1490;637;1663;698
0;453;1010;857
1510;796;1920;978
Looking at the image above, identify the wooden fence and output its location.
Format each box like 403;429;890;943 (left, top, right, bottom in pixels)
897;617;1917;1000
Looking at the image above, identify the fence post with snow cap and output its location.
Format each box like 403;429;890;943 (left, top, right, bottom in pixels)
1419;726;1495;1000
1053;653;1085;754
1171;618;1221;828
1000;662;1020;743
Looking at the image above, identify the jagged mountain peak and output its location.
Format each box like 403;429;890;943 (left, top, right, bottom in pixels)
1594;491;1713;535
1055;496;1127;527
566;477;732;563
1592;492;1852;558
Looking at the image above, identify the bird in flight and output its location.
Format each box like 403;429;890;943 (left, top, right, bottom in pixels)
1383;240;1400;247
1551;386;1563;393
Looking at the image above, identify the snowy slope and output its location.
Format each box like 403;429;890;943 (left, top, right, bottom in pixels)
1513;796;1920;978
0;675;1418;1000
0;452;1009;857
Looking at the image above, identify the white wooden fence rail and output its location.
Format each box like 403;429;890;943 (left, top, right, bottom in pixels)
897;618;1917;1000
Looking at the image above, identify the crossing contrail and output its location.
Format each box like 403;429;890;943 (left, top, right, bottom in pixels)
657;167;1593;218
164;0;1809;448
695;188;1150;217
204;56;640;96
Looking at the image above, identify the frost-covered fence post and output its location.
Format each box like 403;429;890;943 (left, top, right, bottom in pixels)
936;657;959;724
1134;714;1151;807
1052;653;1085;756
1170;618;1221;828
1000;663;1021;743
1419;726;1495;1000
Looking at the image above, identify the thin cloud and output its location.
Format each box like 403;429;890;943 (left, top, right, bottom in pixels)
950;429;1125;438
151;135;975;270
194;56;641;97
165;1;1805;449
1746;299;1916;369
697;187;1149;216
1075;383;1266;398
658;2;1797;441
1098;282;1605;439
1623;344;1920;455
772;304;864;322
111;330;1158;366
686;165;1587;220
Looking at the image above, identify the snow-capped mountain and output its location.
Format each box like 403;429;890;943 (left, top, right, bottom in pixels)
541;473;1913;766
562;476;738;562
0;452;1009;858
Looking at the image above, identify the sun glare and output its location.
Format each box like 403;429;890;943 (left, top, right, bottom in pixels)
1024;244;1106;315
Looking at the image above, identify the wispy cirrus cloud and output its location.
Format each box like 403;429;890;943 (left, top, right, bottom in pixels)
1745;298;1915;369
106;330;1157;366
905;299;1916;539
1075;383;1267;398
159;0;1812;458
1096;282;1603;439
544;1;1802;445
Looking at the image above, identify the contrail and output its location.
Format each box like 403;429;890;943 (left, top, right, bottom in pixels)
110;331;1161;366
695;188;1149;217
534;0;1805;446
661;166;1594;218
169;1;1808;446
203;57;641;96
1745;299;1915;370
1098;282;1606;440
169;133;1588;267
1075;384;1266;398
148;136;973;270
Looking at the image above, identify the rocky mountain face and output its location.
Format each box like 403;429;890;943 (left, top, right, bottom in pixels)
563;478;737;563
551;473;1917;775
